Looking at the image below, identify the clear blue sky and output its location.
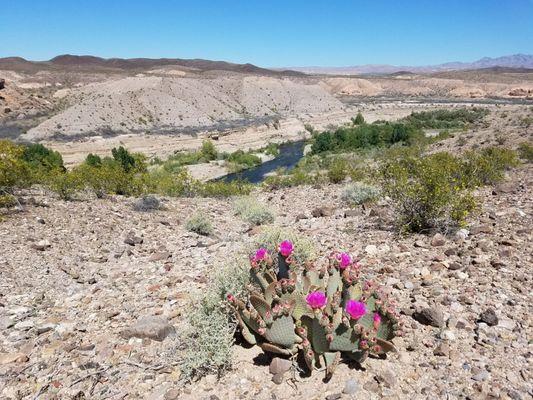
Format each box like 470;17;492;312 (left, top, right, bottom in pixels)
2;0;532;67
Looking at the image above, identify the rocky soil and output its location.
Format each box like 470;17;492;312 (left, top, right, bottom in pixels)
0;159;531;399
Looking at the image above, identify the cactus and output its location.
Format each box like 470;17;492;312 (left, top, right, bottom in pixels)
227;242;401;377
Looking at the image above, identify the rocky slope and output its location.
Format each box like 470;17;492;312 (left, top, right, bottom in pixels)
0;165;530;399
20;75;343;141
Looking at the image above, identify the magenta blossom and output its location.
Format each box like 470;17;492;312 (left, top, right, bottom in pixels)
279;240;294;257
345;300;367;320
252;248;268;262
373;313;381;329
337;252;352;269
306;291;327;309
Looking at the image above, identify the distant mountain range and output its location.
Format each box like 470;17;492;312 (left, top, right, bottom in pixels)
0;54;303;76
286;54;533;75
1;53;532;77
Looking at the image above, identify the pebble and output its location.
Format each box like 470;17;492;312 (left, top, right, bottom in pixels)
479;308;499;326
343;378;359;394
413;307;445;328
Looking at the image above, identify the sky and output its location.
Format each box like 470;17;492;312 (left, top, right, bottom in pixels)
2;0;532;67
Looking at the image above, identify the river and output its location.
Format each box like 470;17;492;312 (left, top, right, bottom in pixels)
217;140;306;184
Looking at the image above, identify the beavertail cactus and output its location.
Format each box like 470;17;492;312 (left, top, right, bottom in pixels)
228;241;401;377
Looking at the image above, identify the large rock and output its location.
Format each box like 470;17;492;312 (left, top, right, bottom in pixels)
121;316;175;341
0;78;4;90
311;206;335;218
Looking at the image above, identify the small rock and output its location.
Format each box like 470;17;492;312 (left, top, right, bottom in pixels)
376;370;397;388
311;206;334;218
31;240;51;251
343;378;359;394
121;316;176;341
433;342;450;357
149;251;172;262
454;229;469;241
124;232;143;246
269;357;292;375
271;373;284;385
479;308;498;326
36;323;56;335
430;233;446;247
164;389;181;400
325;394;342;400
413;307;445;328
472;370;490;382
365;244;378;255
0;352;29;365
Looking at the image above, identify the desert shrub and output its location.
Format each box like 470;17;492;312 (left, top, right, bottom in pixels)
111;146;139;172
85;153;102;167
327;158;348;183
201;140;218;161
186;212;213;236
254;227;315;265
263;143;280;156
518;142;533;162
233;196;275;225
380;152;477;233
45;170;83;200
342;183;381;205
463;147;519;186
76;160;145;197
198;179;253;197
0;140;30;191
148;169;195;197
402;107;489;129
132;195;163;212
226;150;262;172
351;112;365;125
0;194;17;208
22;143;64;171
179;260;249;381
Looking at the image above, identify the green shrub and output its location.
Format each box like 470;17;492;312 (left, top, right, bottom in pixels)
46;170;83;200
199;180;253;198
351;112;365;125
112;146;136;172
518;142;533;162
148;169;195;197
201;140;218;161
463;147;518;186
22;143;64;171
186;212;214;236
327;158;348;183
233;196;275;225
342;183;381;205
402;107;489;129
263;143;280;157
380;152;477;233
0;140;30;191
85;153;102;167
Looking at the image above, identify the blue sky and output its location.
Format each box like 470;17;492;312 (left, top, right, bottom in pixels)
2;0;532;67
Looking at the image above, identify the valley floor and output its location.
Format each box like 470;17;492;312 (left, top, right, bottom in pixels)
0;164;531;399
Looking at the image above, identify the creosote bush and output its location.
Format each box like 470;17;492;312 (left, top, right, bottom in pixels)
342;183;381;206
185;212;214;236
227;241;400;378
233;196;275;225
380;152;476;233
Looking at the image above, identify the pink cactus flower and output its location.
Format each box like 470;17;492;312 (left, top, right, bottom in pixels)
279;240;294;257
306;291;327;309
226;293;235;303
373;313;381;329
252;248;268;262
345;300;367;320
337;252;352;269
